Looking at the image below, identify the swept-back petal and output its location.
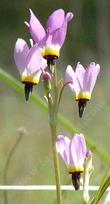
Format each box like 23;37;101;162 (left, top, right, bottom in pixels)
28;9;46;43
75;62;85;90
69;134;87;169
46;9;65;34
84;62;100;93
65;65;80;94
66;12;74;22
14;38;29;73
56;135;70;164
26;44;42;74
52;20;67;47
51;12;73;47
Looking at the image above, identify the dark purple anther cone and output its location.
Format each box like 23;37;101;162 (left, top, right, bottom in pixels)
24;83;33;101
78;99;87;118
71;172;82;191
45;55;58;66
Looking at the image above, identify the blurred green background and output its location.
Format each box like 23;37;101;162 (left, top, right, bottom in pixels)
0;0;110;203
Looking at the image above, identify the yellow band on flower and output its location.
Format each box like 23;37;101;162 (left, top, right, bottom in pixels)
21;75;39;85
42;47;60;58
75;91;91;101
67;166;84;173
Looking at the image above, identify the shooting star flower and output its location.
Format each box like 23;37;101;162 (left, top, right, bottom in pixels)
65;62;100;117
25;9;74;65
56;134;88;190
14;38;47;101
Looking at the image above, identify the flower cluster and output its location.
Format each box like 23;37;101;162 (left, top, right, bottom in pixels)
14;7;100;197
14;9;73;100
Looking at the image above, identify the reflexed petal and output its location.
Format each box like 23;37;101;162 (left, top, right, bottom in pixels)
66;12;74;22
29;9;46;43
69;134;87;169
75;62;85;90
45;34;52;45
14;38;29;73
65;65;80;94
26;44;42;74
46;9;65;34
52;20;67;47
51;12;73;47
56;135;70;164
84;62;100;93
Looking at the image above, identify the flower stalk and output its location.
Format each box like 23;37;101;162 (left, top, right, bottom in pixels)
83;152;93;204
45;63;62;204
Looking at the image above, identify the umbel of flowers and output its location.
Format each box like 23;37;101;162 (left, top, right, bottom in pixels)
14;8;100;204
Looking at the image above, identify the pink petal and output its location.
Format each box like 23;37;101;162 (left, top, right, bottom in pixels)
28;9;46;43
46;9;65;34
41;58;47;70
75;62;85;90
84;62;100;93
66;12;74;22
26;44;42;74
14;38;29;73
50;12;74;47
56;135;70;164
65;65;80;94
52;20;67;47
69;134;87;169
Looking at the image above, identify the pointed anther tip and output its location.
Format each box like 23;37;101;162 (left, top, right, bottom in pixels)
79;107;84;118
78;100;87;118
71;172;81;191
24;83;33;101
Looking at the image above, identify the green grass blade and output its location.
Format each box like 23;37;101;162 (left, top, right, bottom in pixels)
0;68;110;165
91;176;110;204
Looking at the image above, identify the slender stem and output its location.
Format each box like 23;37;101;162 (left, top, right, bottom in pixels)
47;62;62;204
50;123;62;204
3;133;23;204
58;81;73;106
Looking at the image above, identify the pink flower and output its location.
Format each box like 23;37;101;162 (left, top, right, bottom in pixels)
65;62;100;117
56;134;88;190
14;38;47;100
25;9;74;65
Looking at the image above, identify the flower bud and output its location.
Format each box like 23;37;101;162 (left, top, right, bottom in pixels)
43;72;51;96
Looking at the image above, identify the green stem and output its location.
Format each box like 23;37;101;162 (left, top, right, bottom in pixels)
47;63;62;204
50;123;62;204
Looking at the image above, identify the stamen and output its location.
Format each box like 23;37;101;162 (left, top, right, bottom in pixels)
78;99;87;118
71;172;82;191
24;83;33;101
